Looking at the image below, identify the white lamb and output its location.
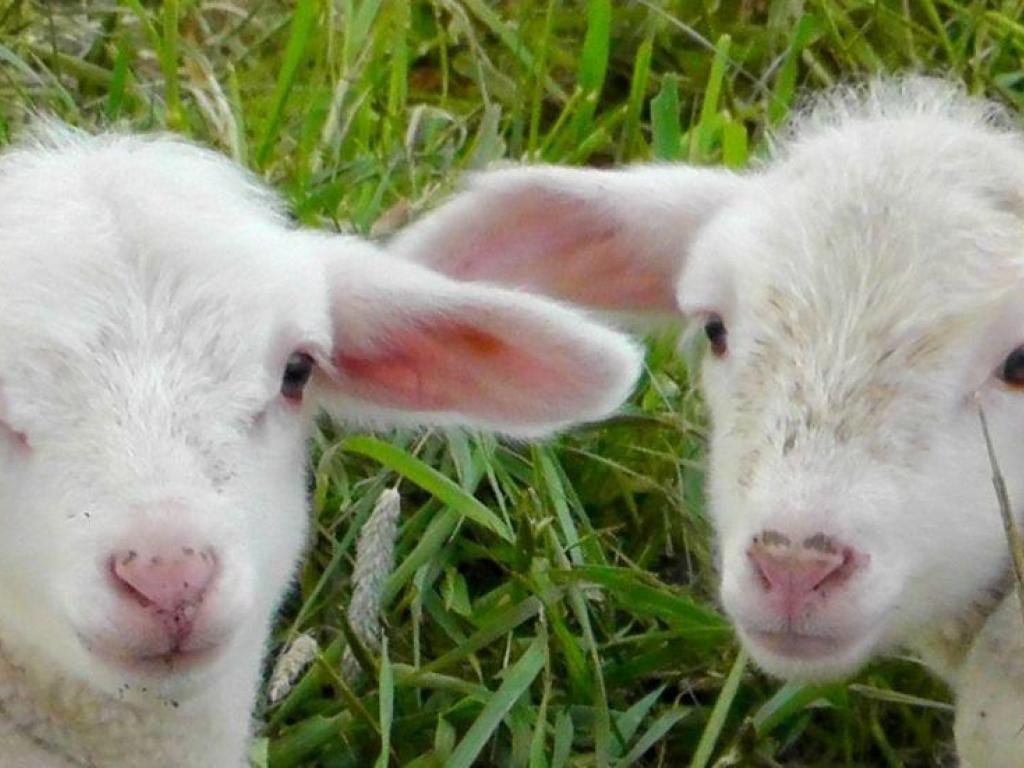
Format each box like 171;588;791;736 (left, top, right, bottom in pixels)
391;78;1024;765
0;126;643;767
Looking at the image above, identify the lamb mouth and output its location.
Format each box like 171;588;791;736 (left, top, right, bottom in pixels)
80;634;224;676
121;644;221;673
746;629;847;660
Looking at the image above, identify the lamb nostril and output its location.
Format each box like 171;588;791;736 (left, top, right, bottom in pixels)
760;529;791;548
109;557;156;609
802;532;839;555
811;547;858;593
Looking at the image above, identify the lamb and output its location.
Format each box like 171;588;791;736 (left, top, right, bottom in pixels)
391;78;1024;765
0;126;643;767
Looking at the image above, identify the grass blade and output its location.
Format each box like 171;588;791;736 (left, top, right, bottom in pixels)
417;595;545;676
375;637;394;768
650;73;681;161
105;40;131;120
691;34;731;163
556;565;730;633
255;0;319;167
551;709;573;768
751;680;841;737
341;435;513;543
613;685;665;755
160;0;183;129
620;35;653;159
446;636;547;768
572;0;611;140
689;647;748;768
616;707;690;767
977;401;1024;622
769;14;822;124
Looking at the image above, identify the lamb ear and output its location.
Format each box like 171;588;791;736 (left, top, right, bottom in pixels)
390;165;744;314
307;243;644;438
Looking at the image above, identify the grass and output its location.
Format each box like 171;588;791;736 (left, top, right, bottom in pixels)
3;1;1023;765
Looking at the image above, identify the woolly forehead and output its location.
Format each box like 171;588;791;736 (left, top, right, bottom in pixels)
682;123;1024;373
0;143;328;421
683;170;1024;473
0;269;323;437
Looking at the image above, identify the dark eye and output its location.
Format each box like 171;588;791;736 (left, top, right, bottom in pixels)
281;352;315;401
704;315;728;358
1000;346;1024;387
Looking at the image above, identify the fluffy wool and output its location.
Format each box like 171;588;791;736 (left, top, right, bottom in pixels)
0;126;643;766
393;77;1024;764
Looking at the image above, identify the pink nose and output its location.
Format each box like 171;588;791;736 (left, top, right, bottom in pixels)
110;545;218;618
747;531;860;620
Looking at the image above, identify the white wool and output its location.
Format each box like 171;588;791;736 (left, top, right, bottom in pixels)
393;77;1024;764
0;126;642;766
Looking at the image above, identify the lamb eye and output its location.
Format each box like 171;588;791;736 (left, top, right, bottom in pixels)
704;316;728;358
1000;347;1024;387
281;352;315;400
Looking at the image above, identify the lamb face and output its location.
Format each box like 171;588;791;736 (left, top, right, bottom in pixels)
689;147;1024;680
0;128;643;719
0;183;318;701
393;79;1024;682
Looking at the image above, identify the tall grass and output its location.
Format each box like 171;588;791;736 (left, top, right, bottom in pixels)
3;1;1022;765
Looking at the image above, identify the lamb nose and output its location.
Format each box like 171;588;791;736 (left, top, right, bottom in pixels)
747;530;859;615
110;546;218;612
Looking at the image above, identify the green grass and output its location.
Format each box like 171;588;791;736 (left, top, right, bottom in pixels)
4;1;1022;765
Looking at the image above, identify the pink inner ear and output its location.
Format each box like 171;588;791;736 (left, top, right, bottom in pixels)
439;191;679;312
333;319;588;418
